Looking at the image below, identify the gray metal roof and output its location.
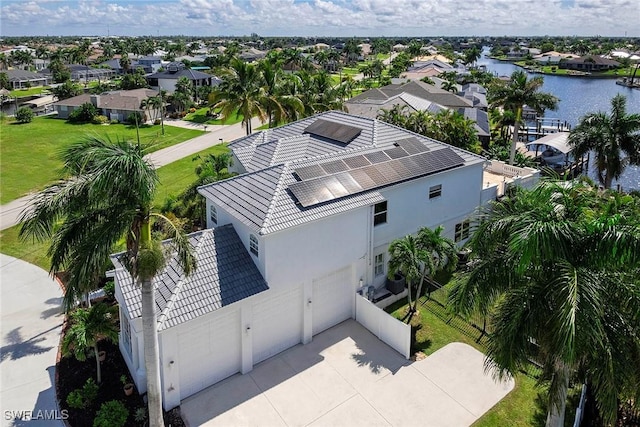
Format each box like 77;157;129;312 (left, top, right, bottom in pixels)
199;111;484;235
112;225;268;330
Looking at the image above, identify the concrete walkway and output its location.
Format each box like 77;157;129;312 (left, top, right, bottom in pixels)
0;254;65;427
0;117;261;230
182;320;514;427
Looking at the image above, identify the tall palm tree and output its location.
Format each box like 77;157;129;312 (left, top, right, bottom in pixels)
62;302;119;384
20;137;196;427
388;226;457;316
568;94;640;189
488;70;559;165
257;61;303;127
209;58;266;135
448;180;640;426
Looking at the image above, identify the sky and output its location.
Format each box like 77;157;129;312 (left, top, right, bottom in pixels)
1;0;638;38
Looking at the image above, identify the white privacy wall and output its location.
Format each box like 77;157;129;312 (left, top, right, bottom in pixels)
355;295;411;359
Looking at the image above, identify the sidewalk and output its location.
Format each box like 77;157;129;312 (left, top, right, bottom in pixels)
0;118;261;230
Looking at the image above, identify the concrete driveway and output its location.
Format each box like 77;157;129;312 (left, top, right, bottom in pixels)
182;320;514;427
0;254;65;427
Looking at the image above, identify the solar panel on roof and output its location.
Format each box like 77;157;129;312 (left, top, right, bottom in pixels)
349;168;377;190
396;137;429;154
362;165;387;186
365;151;391;164
383;146;409;159
321;159;350;174
304;119;362;144
323;176;349;198
343;155;371;169
335;171;363;194
289;147;465;207
295;164;326;180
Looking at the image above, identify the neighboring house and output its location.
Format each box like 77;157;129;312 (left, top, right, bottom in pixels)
4;69;52;89
238;48;268;63
560;55;620;72
146;62;220;94
345;80;490;143
136;56;164;74
52;88;160;122
112;111;539;410
458;84;488;110
533;51;579;65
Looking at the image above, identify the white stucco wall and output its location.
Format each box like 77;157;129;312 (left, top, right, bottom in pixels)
263;207;370;291
206;200;266;276
373;163;484;248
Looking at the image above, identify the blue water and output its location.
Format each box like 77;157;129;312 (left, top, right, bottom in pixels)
477;53;640;190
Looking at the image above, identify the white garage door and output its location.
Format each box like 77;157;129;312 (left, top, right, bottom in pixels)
178;309;241;398
313;266;353;335
253;288;303;364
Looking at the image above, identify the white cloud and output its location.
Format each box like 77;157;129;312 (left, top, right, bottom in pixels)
0;0;638;36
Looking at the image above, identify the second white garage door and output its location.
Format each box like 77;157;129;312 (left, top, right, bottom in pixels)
177;308;241;399
312;266;354;335
252;287;303;364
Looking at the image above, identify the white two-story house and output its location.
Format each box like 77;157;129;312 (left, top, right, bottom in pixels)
111;111;538;410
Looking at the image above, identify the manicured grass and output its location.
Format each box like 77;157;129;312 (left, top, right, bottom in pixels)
0;116;204;204
9;86;51;98
183;107;243;125
0;144;230;269
0;224;51;270
384;275;568;426
153;144;230;208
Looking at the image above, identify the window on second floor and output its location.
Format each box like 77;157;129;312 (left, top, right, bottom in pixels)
374;201;388;226
374;253;385;277
121;312;132;359
210;205;217;225
429;184;442;199
455;220;471;242
249;234;259;257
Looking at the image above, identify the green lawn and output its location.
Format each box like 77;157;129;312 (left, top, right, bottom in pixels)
0;116;204;204
9;86;51;98
183;107;243;125
0;144;231;269
153;144;230;208
385;276;578;426
0;224;51;270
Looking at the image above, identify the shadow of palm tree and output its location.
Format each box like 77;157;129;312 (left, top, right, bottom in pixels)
40;297;63;319
0;327;55;362
350;351;385;374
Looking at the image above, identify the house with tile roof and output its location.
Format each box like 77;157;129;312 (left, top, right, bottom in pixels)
111;111;539;410
52;88;160;122
146;62;220;94
345;81;490;147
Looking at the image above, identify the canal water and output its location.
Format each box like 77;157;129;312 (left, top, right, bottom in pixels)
477;52;640;191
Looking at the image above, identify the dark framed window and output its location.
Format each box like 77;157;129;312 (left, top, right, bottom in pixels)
210;205;217;225
455;220;471;242
374;201;388;226
249;234;259;256
374;253;385;277
429;184;442;199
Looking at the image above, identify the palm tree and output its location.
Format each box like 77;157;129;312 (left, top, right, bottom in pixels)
568;94;640;189
209;58;266;135
388;226;457;316
448;180;640;426
19;137;196;427
488;70;558;165
257;61;303;127
62;303;119;384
